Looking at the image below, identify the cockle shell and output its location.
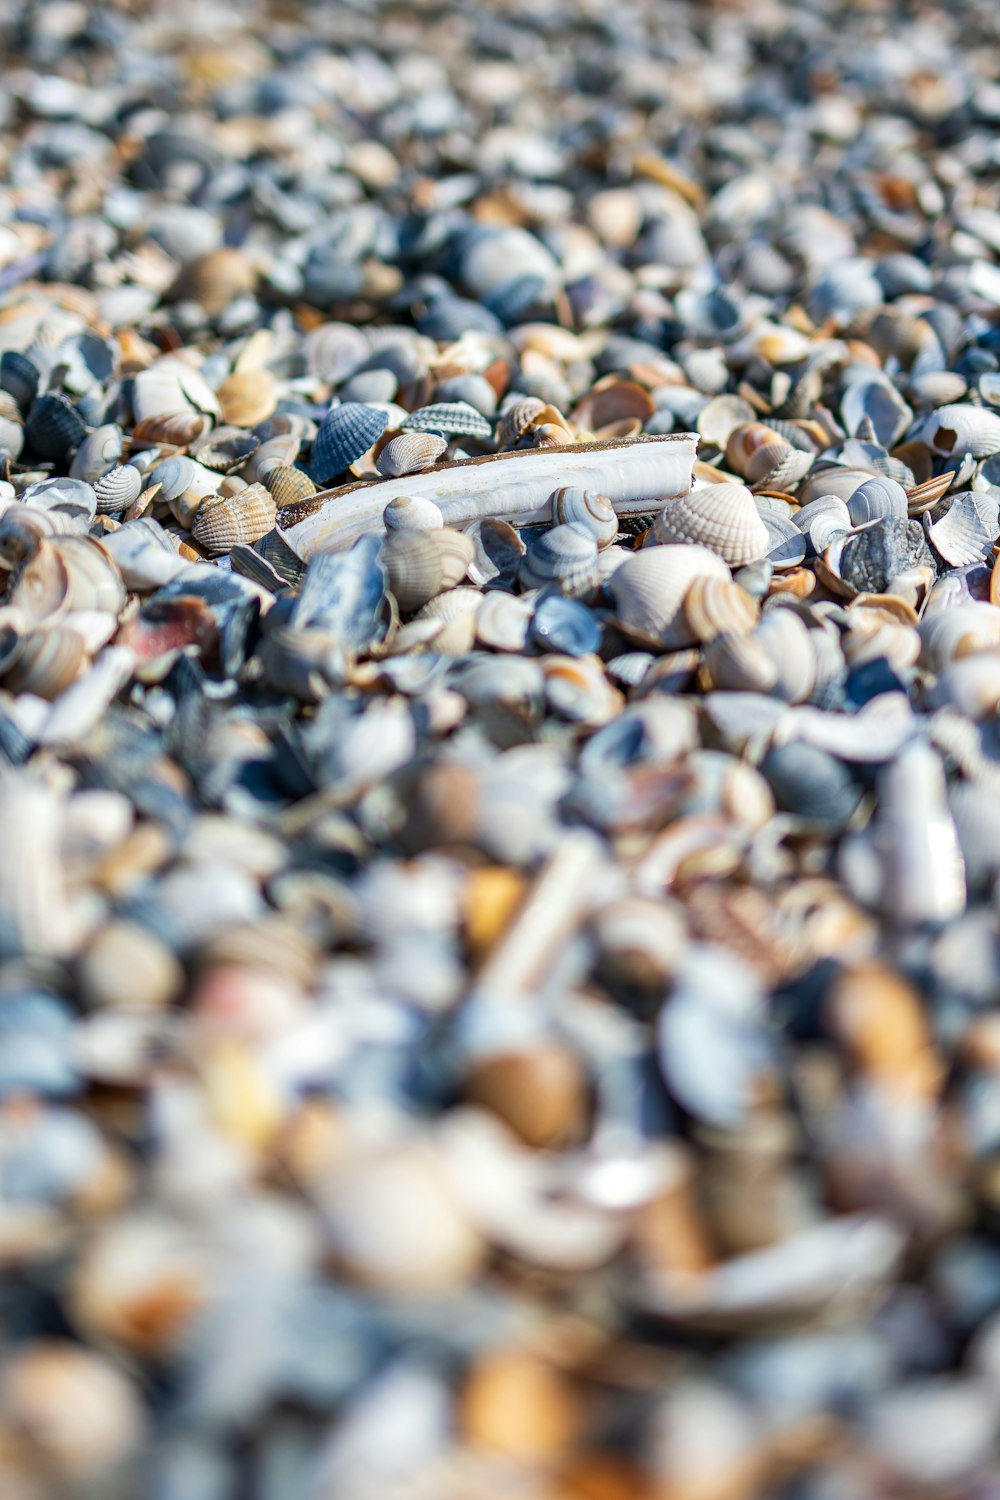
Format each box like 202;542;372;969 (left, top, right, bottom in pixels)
549;487;618;549
682;576;759;643
608;544;730;648
383;527;474;613
375;432;447;477
190;483;276;555
520;525;600;595
262;464;316;510
5;623;87;698
310;403;388;485
25;393;88;461
0;776;86;955
846;476;908;526
383;495;444;532
919;404;1000;458
402;401;493;439
93;465;142;516
653;483;769;566
282;434;697;559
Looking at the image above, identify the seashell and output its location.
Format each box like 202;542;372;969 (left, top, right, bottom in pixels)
132;410;212;447
476;591;534;652
925;490;1000;568
170;246;256;316
56;536;127;615
799;466;874;505
702;630;779;693
92;465;142;516
190;425;259;474
919;603;1000;672
21;476;96;521
466;517;526;588
383;494;444;532
375;431;447;477
190;483;276;555
570;379;654;433
875;741;965;924
402;402;493;440
530;593;602;656
723;422;786;478
131;359;220;423
24;393;88;462
520;524;600;595
794;495;852;554
69;424;123;483
383;527;474;613
5;623;87;699
696;395;758;449
549;487;618;549
262;464;317;511
838;518;936;595
761;741;861;831
846;476;908;526
609;544;730;648
283;433;697;558
0;350;41;412
906;472;954;515
254;528;306;588
748;444;813;491
754;607;819;703
414;586;483;654
682;576;759;644
653;484;769;566
496;396;547;448
919;403;1000;458
216;368;276;428
543;654;623;726
310;403;388;484
98;517;188;591
8;540;70;623
841;374;913;448
249;432;302;480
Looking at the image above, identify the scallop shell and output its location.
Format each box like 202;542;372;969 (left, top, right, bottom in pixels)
846;476;908;526
608;544;730;647
383;527;474;613
263;464;317;510
920;403;1000;458
310;404;388;484
217;369;276;428
519;525;600;595
92;465;143;516
682;576;759;644
5;624;87;699
549;487;618;549
383;495;444;532
402;402;493;439
925;490;1000;568
190;483;277;555
376;432;447;478
653;483;769;566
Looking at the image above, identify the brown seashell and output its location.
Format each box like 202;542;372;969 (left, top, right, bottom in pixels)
571;378;654;432
653;484;769;566
5;624;87;698
262;464;317;510
190;483;276;555
216;368;276;428
464;1046;589;1149
375;430;447;478
724;422;787;477
496;396;547;448
171;248;256;317
132;411;212;448
682;575;759;643
459;1348;579;1464
766;566;815;599
906;471;953;515
849;593;919;627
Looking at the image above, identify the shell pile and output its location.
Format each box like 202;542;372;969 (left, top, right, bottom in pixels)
3;0;1000;1497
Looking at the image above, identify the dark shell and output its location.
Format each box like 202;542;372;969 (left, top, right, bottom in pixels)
24;393;88;461
254;528;307;587
0;351;40;413
839;517;936;594
310;403;388;484
290;535;389;651
155;568;262;678
401;402;493;440
760;741;862;831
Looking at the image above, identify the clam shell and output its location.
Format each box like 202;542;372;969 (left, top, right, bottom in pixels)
57;536;128;615
383;495;444;532
519;524;600;595
403;402;493;439
475;590;533;652
549;487;618;549
8;540;70;623
794;495;852;554
5;623;87;699
920;403;1000;458
217;369;276;428
608;544;730;648
190;483;277;555
22;477;96;521
383;527;474;613
310;403;388;485
702;630;779;693
846;476;908;526
24;393;88;462
925;490;1000;568
919;602;1000;672
800;466;874;505
375;432;447;478
696;395;758;449
413;585;482;653
92;465;143;516
131;360;220;423
262;464;317;510
754;607;818;703
653;483;769;566
132;411;212;447
682;576;759;643
190;425;259;474
69;425;123;484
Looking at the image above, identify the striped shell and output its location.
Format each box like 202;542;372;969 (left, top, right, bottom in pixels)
190;483;276;555
402;402;493;439
383;527;474;613
132;411;212;447
5;624;86;699
681;576;759;643
496;396;547;448
549;487;618;549
383;495;444;532
653;483;769;566
93;465;143;516
263;465;317;509
310;403;388;484
376;432;447;478
846;476;908;526
519;525;600;595
608;544;730;647
255;528;306;587
925;490;1000;568
920;403;1000;458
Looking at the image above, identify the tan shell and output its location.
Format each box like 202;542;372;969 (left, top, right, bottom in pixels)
496;397;547;448
906;472;953;516
653;484;769;566
190;483;276;555
549;487;618;549
608;544;730;647
702;630;780;693
682;575;759;643
570;378;654;433
413;585;482;653
383;495;444;532
724;422;787;477
217;368;276;428
8;540;70;623
263;464;317;510
383;527;474;613
5;623;87;698
132;411;212;448
57;537;128;616
376;431;448;478
172;248;256;318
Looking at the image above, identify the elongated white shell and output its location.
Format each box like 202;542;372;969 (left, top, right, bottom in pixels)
281;433;696;559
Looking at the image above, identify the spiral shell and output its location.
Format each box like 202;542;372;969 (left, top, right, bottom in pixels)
549;487;618;549
376;432;447;478
310;403;388;484
653;484;769;566
190;483;277;555
608;544;730;647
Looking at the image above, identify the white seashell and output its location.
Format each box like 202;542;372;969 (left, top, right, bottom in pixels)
382;495;444;532
875;741;965;924
652;483;769;566
549;487;618;549
846;476;908;526
608;544;730;647
754;607;818;704
0;775;89;956
919;602;1000;672
925;490;1000;567
375;432;447;478
919;403;1000;458
282;433;696;559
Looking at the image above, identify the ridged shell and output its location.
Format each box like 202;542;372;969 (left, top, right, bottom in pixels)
383;527;474;613
254;528;306;587
754;607;818;703
919;602;1000;671
132;411;212;447
402;402;493;439
250;433;302;481
0;351;40;413
376;432;447;478
383;495;444;532
925;490;1000;567
653;484;769;566
190;483;277;555
496;396;547;448
25;394;88;461
846;476;908;526
217;369;277;428
263;465;317;509
608;544;730;647
920;403;1000;458
310;403;388;484
5;624;86;699
549;487;618;549
519;524;600;594
93;465;143;516
682;575;759;643
190;426;259;474
69;425;123;483
794;496;852;554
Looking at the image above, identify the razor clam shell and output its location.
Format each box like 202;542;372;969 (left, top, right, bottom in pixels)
281;434;697;559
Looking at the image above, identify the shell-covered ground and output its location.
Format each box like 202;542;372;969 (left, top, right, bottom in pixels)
3;0;1000;1496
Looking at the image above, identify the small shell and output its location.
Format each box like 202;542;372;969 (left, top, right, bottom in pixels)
24;393;88;462
262;464;317;510
403;402;493;439
476;590;533;652
702;630;779;693
216;368;276;428
310;404;388;484
5;624;87;699
724;422;786;477
57;536;128;615
925;490;1000;568
69;425;123;484
383;527;474;613
846;476;908;526
190;483;277;555
800;466;874;505
190;425;259;474
496;396;547;448
920;403;1000;458
93;465;143;516
754;607;818;703
376;432;447;477
413;585;482;653
653;484;769;566
919;602;1000;672
794;495;852;554
608;544;730;647
255;528;306;587
543;654;623;725
383;495;444;532
132;411;212;447
696;395;758;449
519;524;600;595
8;540;70;623
549;487;618;549
682;576;759;643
